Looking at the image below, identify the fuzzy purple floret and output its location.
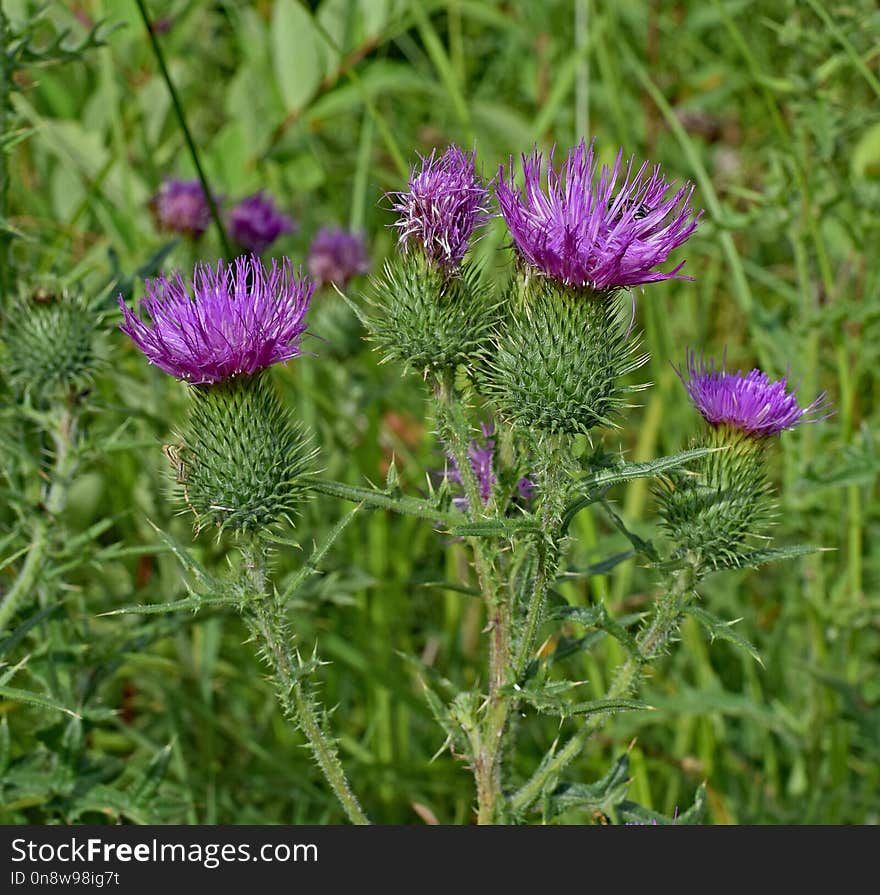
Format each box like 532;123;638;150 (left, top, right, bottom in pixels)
227;192;296;255
149;178;213;239
307;227;370;287
679;353;828;437
444;421;534;511
496;139;702;290
389;145;489;269
118;255;313;384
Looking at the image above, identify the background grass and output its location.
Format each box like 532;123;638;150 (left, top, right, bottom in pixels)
1;0;878;824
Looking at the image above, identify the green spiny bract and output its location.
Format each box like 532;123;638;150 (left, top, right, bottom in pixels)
1;279;99;397
365;252;497;376
655;426;773;573
175;371;315;536
480;275;647;436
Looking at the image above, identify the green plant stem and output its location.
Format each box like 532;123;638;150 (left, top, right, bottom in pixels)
240;545;369;825
1;7;11;299
0;405;78;630
304;476;466;527
514;436;569;678
431;371;510;824
508;565;696;818
133;0;231;257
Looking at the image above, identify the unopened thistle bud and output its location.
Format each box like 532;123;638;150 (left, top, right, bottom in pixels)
657;353;828;572
367;145;496;375
119;255;316;535
2;278;100;396
484;141;700;438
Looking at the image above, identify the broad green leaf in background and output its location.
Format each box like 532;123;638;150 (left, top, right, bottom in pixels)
272;0;324;114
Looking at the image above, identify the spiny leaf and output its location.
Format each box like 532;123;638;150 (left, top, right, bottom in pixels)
684;605;763;666
543;753;631;821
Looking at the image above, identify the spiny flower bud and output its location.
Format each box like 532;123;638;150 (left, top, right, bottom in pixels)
120;255;316;535
496;139;701;290
368;146;496;375
656;354;828;573
2;278;100;396
174;372;315;535
481;276;647;436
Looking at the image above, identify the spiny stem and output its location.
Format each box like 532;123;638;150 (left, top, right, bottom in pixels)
240;545;370;825
431;371;510;824
508;565;696;818
514;435;569;677
0;405;78;630
133;0;232;257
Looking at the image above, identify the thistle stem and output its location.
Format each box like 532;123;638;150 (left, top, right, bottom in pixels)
240;545;369;825
0;405;78;630
514;436;569;677
431;371;510;824
508;565;696;817
133;0;232;257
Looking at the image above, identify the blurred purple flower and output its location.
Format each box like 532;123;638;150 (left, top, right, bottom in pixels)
496;139;702;290
442;421;534;511
228;192;296;254
149;178;214;239
118;255;313;384
389;145;489;270
678;352;828;438
445;421;497;511
307;227;370;287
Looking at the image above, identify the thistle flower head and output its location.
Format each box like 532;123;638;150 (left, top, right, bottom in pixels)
308;227;370;287
119;255;313;384
228;191;296;254
389;145;489;270
679;352;828;438
496;139;701;290
149;178;213;239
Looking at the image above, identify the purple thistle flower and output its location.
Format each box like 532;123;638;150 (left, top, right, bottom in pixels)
118;255;313;384
496;139;702;290
678;352;828;438
389;145;489;270
149;178;214;239
307;227;370;287
227;191;296;255
516;476;535;502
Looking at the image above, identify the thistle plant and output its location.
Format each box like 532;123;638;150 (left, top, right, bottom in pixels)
112;140;828;826
118;254;368;824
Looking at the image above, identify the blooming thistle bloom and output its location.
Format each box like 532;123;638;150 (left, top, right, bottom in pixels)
496;139;701;290
679;353;828;438
149;178;213;239
118;255;313;384
307;227;370;287
389;145;489;270
227;191;296;255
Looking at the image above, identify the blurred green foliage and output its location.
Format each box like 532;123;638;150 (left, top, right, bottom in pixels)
0;0;877;824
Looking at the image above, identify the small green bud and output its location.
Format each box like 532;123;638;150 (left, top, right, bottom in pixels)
2;279;100;396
